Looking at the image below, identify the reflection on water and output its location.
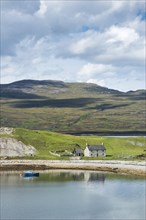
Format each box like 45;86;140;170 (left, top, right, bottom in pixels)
0;170;145;220
0;170;106;186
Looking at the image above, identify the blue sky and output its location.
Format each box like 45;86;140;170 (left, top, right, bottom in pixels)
1;0;145;91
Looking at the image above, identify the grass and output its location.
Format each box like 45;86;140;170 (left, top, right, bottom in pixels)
1;127;145;160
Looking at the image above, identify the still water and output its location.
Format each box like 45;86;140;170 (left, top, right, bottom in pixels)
0;170;145;220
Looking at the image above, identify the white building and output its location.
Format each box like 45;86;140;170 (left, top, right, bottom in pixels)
84;144;106;157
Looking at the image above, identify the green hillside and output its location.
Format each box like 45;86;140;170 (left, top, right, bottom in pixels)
1;128;145;160
0;80;146;134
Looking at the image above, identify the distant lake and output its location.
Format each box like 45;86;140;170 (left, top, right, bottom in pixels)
1;170;145;220
73;133;146;138
71;132;146;137
107;136;146;138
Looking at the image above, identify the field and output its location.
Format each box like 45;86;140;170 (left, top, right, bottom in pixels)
1;128;145;160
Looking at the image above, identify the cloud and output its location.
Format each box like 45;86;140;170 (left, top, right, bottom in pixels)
69;34;96;55
1;0;40;14
1;0;145;91
63;25;144;68
87;79;106;87
77;63;117;88
36;0;48;16
78;63;115;78
2;1;145;55
106;26;139;46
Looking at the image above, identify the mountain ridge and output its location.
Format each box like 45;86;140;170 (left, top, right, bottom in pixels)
0;79;145;134
1;79;145;94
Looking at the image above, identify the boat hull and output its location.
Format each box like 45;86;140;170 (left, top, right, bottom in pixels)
21;172;39;177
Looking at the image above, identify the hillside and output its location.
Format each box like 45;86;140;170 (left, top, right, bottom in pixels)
0;80;146;134
0;128;36;157
0;127;145;160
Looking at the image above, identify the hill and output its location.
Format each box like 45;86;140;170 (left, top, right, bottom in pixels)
0;127;145;160
0;80;146;134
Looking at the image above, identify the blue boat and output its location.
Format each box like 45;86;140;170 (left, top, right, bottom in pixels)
21;171;39;177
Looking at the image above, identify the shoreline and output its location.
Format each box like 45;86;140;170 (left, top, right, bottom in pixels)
0;160;146;176
63;131;146;136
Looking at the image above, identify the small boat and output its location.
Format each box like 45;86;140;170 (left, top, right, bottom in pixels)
20;171;39;177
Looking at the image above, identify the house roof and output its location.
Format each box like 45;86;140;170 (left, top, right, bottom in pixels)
87;145;106;151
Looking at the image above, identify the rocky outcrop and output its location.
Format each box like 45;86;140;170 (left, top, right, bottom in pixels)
0;138;36;157
0;127;13;135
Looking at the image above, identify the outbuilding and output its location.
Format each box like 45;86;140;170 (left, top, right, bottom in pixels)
73;147;84;156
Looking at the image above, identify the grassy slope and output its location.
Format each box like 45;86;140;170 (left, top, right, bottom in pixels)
0;82;146;133
1;128;145;160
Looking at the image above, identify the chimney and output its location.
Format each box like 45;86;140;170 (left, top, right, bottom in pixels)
85;139;88;147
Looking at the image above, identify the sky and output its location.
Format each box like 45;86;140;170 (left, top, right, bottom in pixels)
1;0;146;91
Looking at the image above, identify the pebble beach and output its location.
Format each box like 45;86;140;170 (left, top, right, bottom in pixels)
0;159;146;176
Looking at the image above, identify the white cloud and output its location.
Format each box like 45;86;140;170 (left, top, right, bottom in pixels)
69;31;98;55
87;79;106;87
78;63;114;77
106;26;139;46
77;63;116;87
66;25;144;68
1;0;145;91
36;0;49;17
1;0;40;14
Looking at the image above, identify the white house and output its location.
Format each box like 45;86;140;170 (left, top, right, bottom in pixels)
84;144;106;157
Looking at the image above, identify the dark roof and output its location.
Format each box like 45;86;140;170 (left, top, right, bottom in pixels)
87;145;106;151
73;148;83;154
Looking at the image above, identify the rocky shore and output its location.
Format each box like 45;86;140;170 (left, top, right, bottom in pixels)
0;160;146;176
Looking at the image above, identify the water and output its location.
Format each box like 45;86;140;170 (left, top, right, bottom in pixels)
0;170;146;220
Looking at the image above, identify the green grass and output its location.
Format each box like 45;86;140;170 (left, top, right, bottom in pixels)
2;127;145;160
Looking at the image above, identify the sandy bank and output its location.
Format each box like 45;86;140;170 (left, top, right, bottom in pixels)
0;160;146;176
